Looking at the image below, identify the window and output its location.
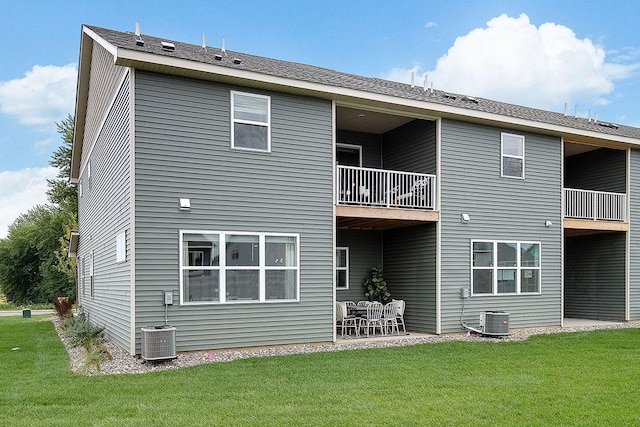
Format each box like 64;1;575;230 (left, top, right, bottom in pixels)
501;133;525;178
231;91;271;152
336;247;349;290
116;231;126;262
81;256;86;296
180;231;299;304
471;241;540;295
89;250;94;298
336;144;362;167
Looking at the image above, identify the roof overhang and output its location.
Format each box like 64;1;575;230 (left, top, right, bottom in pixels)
71;25;640;176
70;26;96;183
115;46;640;147
68;231;80;258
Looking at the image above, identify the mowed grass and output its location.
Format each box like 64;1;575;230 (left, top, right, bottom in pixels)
1;317;639;426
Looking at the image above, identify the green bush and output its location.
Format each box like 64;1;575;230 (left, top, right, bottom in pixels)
59;315;112;373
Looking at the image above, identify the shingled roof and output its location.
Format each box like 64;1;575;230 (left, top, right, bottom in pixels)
84;24;640;142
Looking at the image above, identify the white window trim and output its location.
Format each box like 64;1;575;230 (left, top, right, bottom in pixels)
471;240;541;296
336;143;362;167
501;132;525;179
116;231;126;263
336;247;349;290
179;230;300;305
89;250;95;299
230;91;271;153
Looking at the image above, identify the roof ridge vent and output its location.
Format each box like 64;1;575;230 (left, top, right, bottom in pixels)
134;21;144;46
462;95;479;104
598;121;619;129
443;93;457;100
161;41;175;52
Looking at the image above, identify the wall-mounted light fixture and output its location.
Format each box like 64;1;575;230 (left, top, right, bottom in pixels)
179;198;191;211
545;220;553;227
461;213;471;224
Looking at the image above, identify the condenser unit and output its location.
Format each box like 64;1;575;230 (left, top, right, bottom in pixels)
480;311;510;336
141;326;177;361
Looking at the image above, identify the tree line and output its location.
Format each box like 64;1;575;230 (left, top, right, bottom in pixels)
0;115;77;304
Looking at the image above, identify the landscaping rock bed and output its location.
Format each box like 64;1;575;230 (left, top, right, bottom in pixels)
52;317;640;376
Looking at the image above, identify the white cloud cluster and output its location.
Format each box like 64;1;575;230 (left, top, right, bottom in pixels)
0;64;77;130
383;13;638;111
0;167;58;239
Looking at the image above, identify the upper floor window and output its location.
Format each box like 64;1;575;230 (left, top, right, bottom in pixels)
231;91;271;152
501;133;525;179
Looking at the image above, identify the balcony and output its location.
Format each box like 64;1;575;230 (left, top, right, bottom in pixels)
336;166;438;229
564;188;628;234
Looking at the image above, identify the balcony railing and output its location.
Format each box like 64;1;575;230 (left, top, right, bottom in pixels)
337;165;436;210
564;188;626;221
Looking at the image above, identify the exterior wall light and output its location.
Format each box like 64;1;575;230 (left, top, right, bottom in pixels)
179;198;191;211
545;220;553;227
461;213;471;223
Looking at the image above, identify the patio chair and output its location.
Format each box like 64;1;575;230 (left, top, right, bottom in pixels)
392;299;407;334
357;300;370;307
336;302;359;338
359;302;384;337
382;302;399;335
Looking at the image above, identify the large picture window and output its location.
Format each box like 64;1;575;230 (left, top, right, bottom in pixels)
501;133;525;178
180;231;299;304
471;241;540;295
336;247;349;290
231;91;271;152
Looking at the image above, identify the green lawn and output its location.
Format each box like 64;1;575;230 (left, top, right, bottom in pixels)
1;316;639;426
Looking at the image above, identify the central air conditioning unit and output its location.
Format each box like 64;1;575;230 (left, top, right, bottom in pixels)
479;311;510;336
141;325;177;361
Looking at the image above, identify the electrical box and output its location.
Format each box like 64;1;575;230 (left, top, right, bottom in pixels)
459;287;470;299
164;291;173;305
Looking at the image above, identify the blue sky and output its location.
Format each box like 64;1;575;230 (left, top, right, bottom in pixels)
0;0;639;237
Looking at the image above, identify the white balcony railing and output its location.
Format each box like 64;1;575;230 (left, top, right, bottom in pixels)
564;188;626;221
337;165;436;210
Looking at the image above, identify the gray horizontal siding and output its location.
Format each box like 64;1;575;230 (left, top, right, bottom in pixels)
630;149;640;320
564;232;626;320
78;73;132;350
384;224;437;333
82;43;127;170
440;119;562;332
336;230;382;302
383;120;436;175
564;148;626;193
133;71;334;352
337;130;381;168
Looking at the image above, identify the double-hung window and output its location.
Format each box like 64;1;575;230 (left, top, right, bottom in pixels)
471;241;540;295
231;91;271;152
501;133;525;178
180;231;299;304
335;247;349;290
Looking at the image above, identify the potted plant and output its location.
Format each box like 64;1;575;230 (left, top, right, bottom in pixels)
362;266;391;303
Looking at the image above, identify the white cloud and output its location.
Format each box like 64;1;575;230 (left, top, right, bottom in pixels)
425;21;437;28
33;138;54;156
0;167;58;239
382;13;639;111
0;64;77;130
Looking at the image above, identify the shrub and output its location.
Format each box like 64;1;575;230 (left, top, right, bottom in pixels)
59;315;112;373
52;296;73;318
